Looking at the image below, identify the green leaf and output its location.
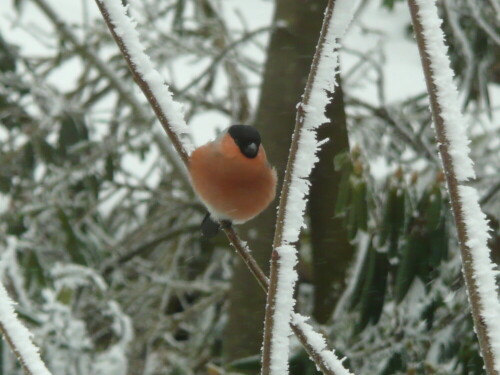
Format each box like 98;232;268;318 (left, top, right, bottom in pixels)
334;152;353;215
333;151;351;172
5;213;27;236
358;247;389;330
14;0;26;11
395;235;423;303
57;208;87;265
348;242;372;310
289;349;321;375
353;180;368;232
381;350;406;375
0;174;11;193
57;113;88;158
21;141;35;173
429;222;448;268
56;287;73;305
23;250;46;289
226;354;260;371
35;138;58;165
87;175;100;199
173;0;186;34
0;34;17;73
355;245;376;331
356;243;389;331
105;154;115;181
380;184;406;257
416;236;433;285
421;297;442;330
423;187;443;231
381;0;404;10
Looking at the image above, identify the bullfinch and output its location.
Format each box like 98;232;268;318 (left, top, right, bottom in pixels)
188;124;277;237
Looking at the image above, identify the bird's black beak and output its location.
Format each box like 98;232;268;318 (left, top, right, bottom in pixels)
243;142;258;158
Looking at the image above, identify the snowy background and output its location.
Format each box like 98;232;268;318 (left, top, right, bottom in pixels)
0;0;499;374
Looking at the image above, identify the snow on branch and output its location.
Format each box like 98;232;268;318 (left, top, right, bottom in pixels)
262;1;359;375
459;186;500;373
95;0;194;163
292;314;353;375
279;0;359;245
0;283;52;375
94;1;355;374
410;0;474;182
408;0;500;374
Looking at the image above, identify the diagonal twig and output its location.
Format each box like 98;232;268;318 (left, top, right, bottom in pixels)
0;283;52;375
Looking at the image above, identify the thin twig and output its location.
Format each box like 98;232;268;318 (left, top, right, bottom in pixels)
347;96;438;162
465;0;500;45
408;1;499;374
102;224;200;274
480;179;500;205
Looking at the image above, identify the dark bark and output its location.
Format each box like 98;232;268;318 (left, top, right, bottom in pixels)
309;80;354;324
223;0;352;361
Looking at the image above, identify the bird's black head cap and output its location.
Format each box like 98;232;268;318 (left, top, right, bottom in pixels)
228;125;261;158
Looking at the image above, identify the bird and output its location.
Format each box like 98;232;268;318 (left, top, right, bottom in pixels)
188;124;277;237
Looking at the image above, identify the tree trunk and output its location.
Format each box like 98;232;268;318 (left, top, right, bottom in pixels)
223;0;352;362
309;80;354;324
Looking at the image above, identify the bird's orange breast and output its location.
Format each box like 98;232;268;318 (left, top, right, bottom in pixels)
188;136;277;223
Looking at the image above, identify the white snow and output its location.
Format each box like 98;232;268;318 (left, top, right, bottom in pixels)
292;314;353;375
0;283;52;375
458;186;500;373
269;245;298;375
414;0;474;181
269;1;360;374
97;0;194;154
51;263;107;292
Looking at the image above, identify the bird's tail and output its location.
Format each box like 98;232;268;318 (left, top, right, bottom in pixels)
201;213;221;238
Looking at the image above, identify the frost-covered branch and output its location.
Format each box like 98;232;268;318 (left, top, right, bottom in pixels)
94;1;353;373
407;0;500;374
95;0;194;164
0;283;52;375
261;0;359;374
291;314;353;375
